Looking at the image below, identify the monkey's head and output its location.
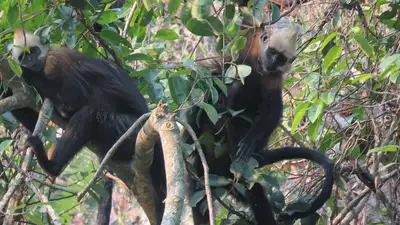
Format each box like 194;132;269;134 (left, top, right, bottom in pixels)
249;26;299;75
12;29;49;72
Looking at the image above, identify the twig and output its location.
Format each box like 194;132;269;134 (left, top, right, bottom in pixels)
28;181;62;225
332;187;371;225
278;123;307;148
0;99;53;212
176;118;215;225
339;191;371;225
77;113;151;201
260;0;299;27
72;7;123;66
121;2;137;38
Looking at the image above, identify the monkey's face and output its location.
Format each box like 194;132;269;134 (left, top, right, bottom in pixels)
258;29;297;75
15;46;46;72
12;31;49;72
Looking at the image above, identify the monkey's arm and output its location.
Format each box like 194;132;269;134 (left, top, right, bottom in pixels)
235;89;283;162
26;106;93;176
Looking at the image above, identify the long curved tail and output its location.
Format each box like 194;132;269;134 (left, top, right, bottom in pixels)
260;147;335;221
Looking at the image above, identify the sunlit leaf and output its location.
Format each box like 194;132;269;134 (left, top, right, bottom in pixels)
367;145;399;155
322;46;342;73
168;0;181;17
321;92;335;105
97;10;118;24
143;0;154;11
155;29;179;40
237;65;252;84
351;73;374;84
307;100;324;123
8;57;22;77
354;34;375;58
320;32;337;51
291;105;308;134
0;139;13;152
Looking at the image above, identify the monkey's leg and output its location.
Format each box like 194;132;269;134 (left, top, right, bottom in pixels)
236;89;282;162
26;107;94;177
248;183;277;225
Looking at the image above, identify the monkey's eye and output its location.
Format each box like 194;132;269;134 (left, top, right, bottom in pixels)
260;33;268;43
29;47;38;54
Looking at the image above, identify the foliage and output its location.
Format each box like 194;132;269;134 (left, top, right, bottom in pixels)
0;0;399;224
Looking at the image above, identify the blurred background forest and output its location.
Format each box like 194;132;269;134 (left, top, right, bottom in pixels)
0;0;400;224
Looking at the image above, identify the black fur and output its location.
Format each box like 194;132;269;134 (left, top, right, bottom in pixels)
11;47;166;224
186;29;333;225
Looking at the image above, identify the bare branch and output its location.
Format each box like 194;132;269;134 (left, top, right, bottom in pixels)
77;113;151;201
176;118;215;225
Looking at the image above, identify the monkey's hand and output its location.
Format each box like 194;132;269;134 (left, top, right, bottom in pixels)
236;135;256;163
25;135;43;153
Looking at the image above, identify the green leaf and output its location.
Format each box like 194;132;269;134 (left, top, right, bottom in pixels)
200;103;219;124
367;145;399;155
321;92;335;105
271;3;280;21
322;46;342;73
320;32;337;51
351;73;374;84
230;36;247;61
7;4;18;26
8;57;22;77
308;115;322;141
201;174;231;187
125;53;153;61
223;4;235;23
143;0;154;11
0;139;13;151
138;8;154;26
379;54;400;71
307;100;324;123
191;0;213;19
168;0;181;17
97;10;118;25
206;16;223;34
224;65;236;84
190;190;205;207
379;9;397;20
251;0;269;24
213;77;227;96
155;29;179;40
234;183;246;196
180;3;192;25
100;30;131;47
354;34;374;58
186;18;214;36
168;76;189;105
237;65;252;84
291;103;309;134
